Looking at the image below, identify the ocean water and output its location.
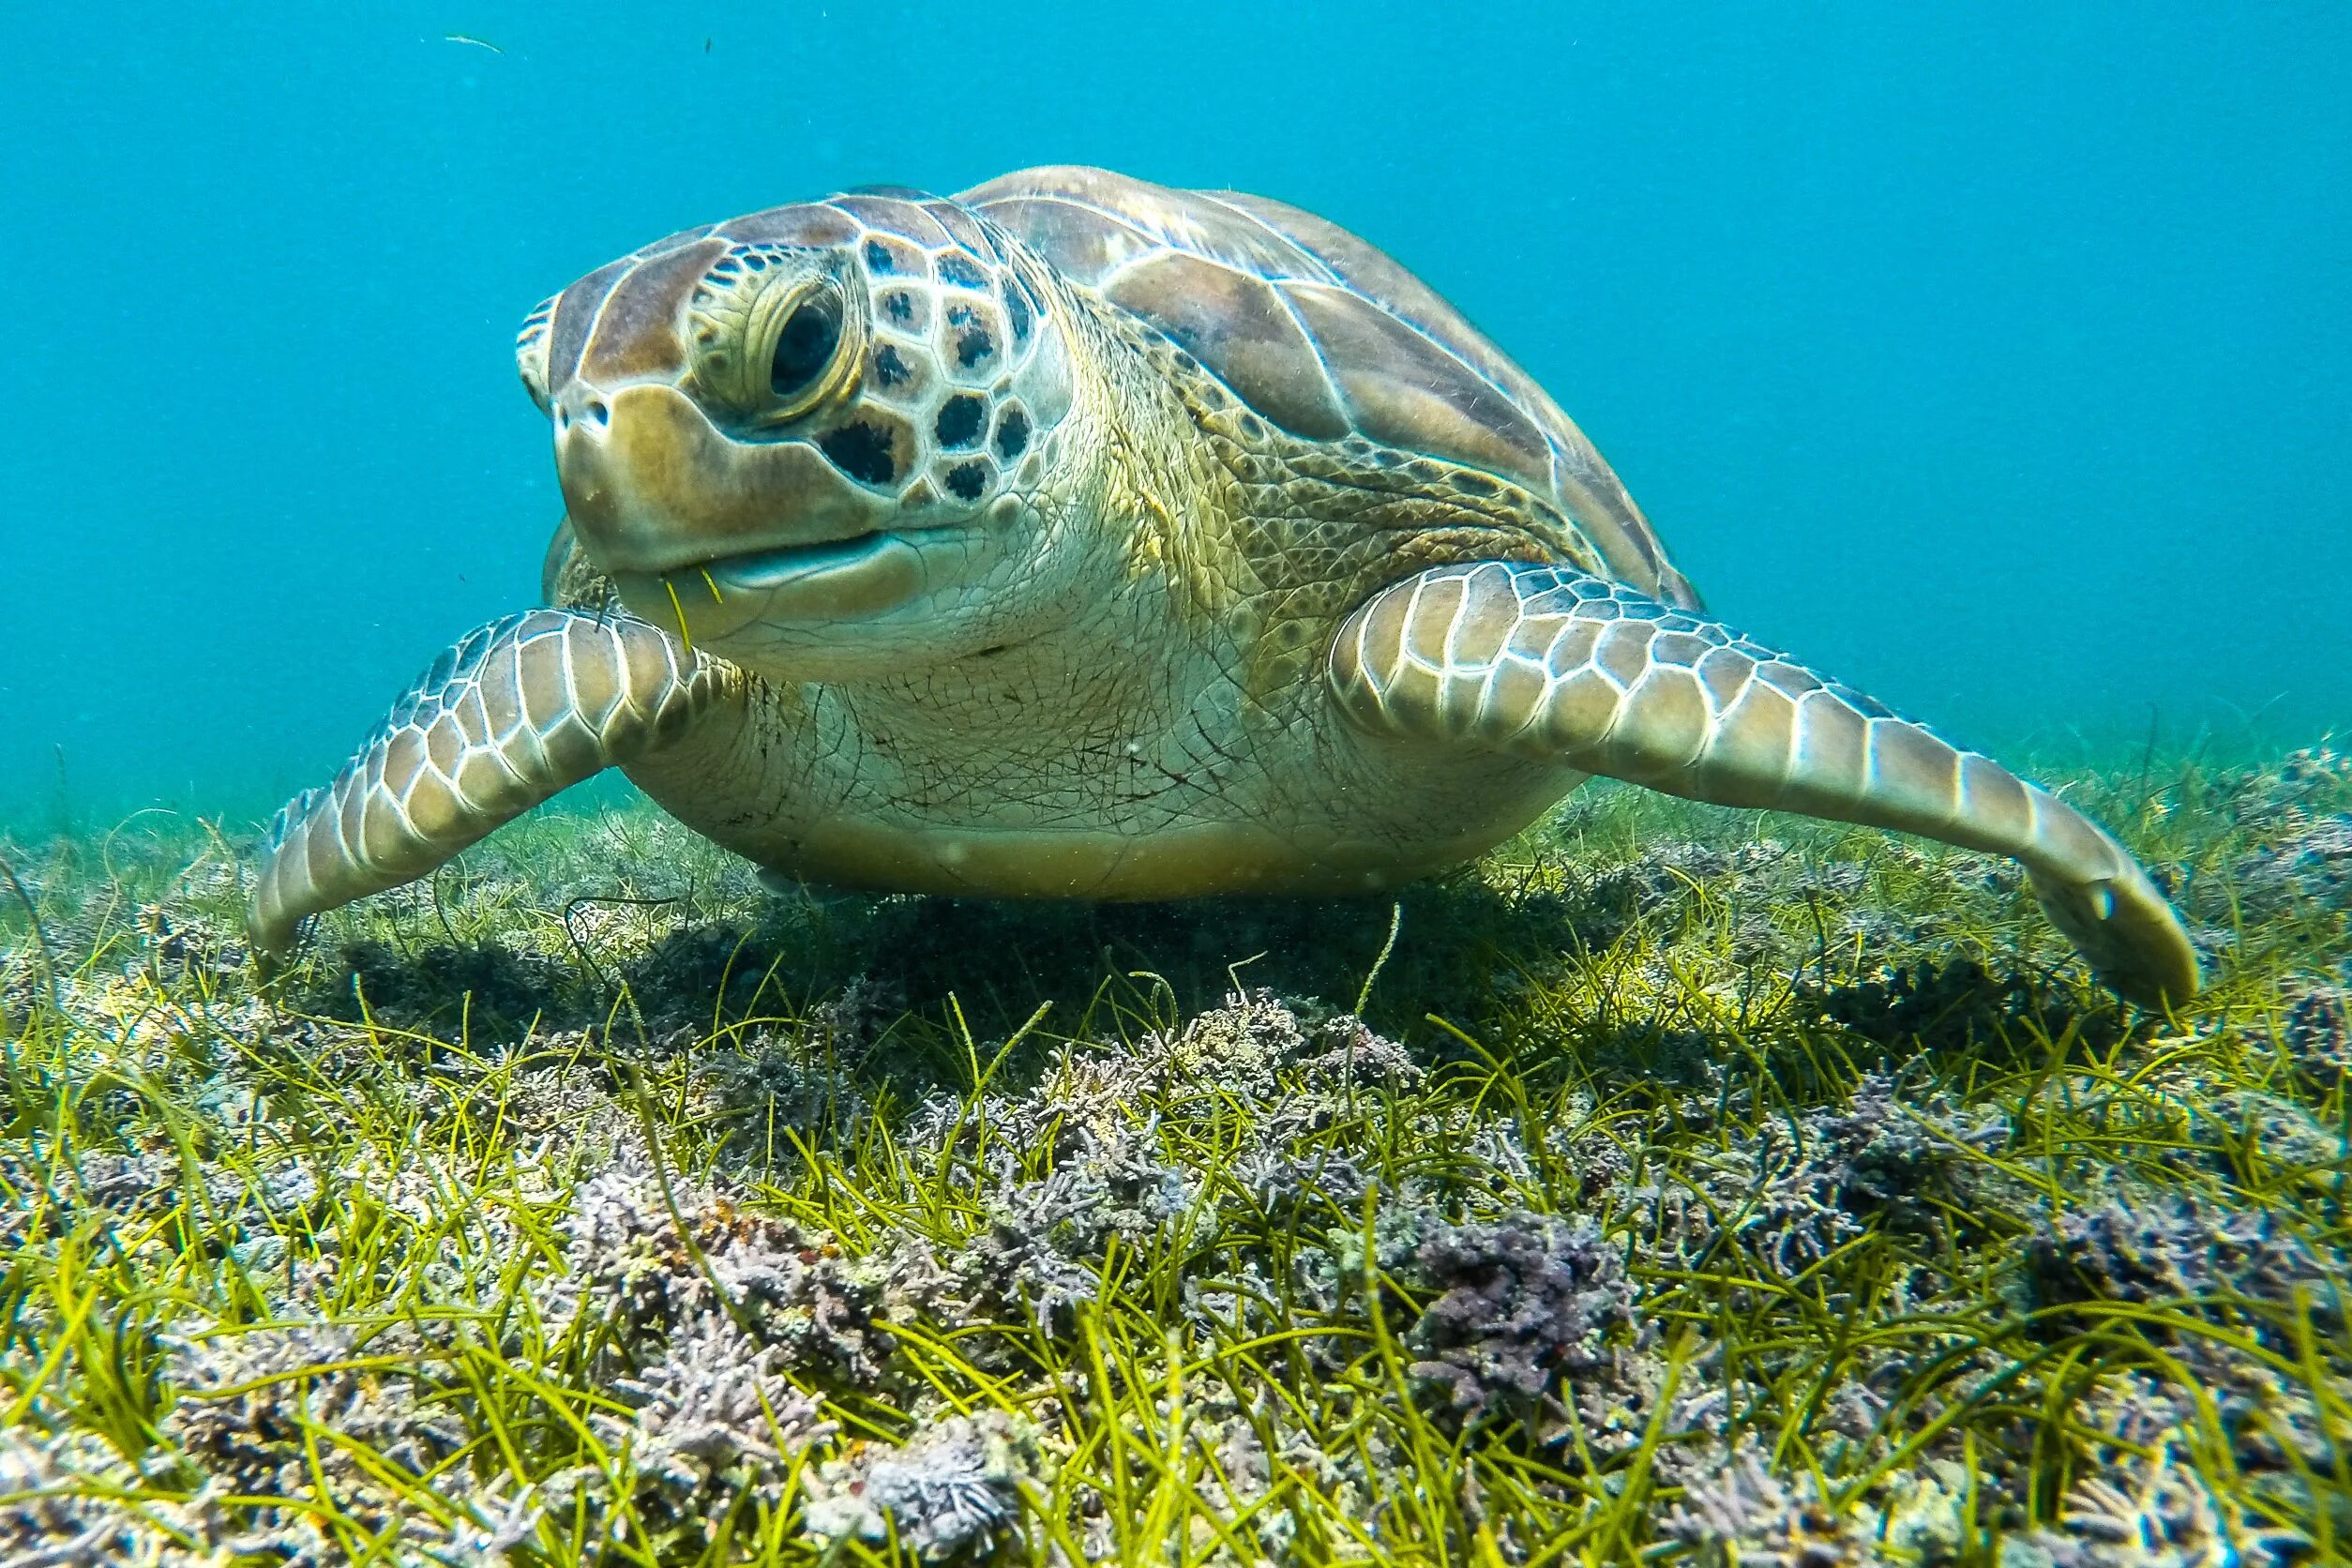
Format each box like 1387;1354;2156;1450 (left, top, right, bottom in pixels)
2;3;2345;834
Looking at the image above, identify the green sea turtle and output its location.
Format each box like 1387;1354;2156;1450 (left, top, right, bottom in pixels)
247;166;2199;1007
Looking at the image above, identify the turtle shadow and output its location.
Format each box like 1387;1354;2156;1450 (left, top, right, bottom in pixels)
311;937;580;1043
306;873;1612;1052
611;878;1582;1043
301;867;2127;1094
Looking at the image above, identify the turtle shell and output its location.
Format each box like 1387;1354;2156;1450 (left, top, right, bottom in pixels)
959;166;1697;608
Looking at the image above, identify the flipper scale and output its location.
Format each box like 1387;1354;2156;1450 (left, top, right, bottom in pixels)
247;610;735;957
1330;562;2199;1008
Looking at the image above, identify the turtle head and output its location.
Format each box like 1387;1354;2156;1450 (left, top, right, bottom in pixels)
516;191;1080;676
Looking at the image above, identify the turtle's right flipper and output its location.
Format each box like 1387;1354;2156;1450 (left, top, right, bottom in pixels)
1330;562;2200;1010
247;610;734;957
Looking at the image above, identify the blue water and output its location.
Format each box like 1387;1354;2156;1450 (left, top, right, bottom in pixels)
4;4;2346;831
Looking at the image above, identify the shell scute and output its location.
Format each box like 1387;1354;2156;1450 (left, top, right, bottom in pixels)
1103;252;1349;439
964;195;1154;287
961;165;1696;606
1281;281;1552;482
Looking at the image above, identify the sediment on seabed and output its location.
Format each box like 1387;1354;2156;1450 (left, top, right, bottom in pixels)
1;747;2346;1564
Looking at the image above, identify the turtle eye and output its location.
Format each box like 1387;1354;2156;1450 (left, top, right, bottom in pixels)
716;270;863;424
768;291;843;401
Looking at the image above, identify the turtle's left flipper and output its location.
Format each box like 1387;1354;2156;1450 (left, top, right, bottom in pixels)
1329;562;2199;1009
248;610;736;958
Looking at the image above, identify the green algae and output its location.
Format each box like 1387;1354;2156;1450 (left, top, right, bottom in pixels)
0;749;2345;1564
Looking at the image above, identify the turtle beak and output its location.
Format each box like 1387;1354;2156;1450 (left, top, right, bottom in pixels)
553;380;938;638
554;381;879;575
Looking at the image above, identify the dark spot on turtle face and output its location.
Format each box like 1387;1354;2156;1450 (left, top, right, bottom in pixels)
945;303;977;327
1448;470;1500;497
934;393;986;448
936;252;988;290
862;237;927;279
942;460;988;501
1003;284;1032;343
820;420;899;485
994;404;1031;460
872;343;912;388
1236;412;1266;441
883;291;915;324
955;327;995;370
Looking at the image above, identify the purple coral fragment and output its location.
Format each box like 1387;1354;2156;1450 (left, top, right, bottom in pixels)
1404;1213;1636;1419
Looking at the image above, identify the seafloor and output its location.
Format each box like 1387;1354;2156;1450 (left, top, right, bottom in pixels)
0;746;2346;1566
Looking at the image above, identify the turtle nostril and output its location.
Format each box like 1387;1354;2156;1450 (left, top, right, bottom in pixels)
555;392;611;434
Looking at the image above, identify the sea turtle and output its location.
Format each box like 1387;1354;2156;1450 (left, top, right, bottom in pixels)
246;166;2199;1007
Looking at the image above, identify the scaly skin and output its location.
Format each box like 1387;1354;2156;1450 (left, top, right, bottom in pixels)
249;172;2198;1006
1327;564;2198;1007
248;612;738;953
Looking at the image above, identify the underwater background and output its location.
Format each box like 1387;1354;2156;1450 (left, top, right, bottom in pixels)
2;2;2345;831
